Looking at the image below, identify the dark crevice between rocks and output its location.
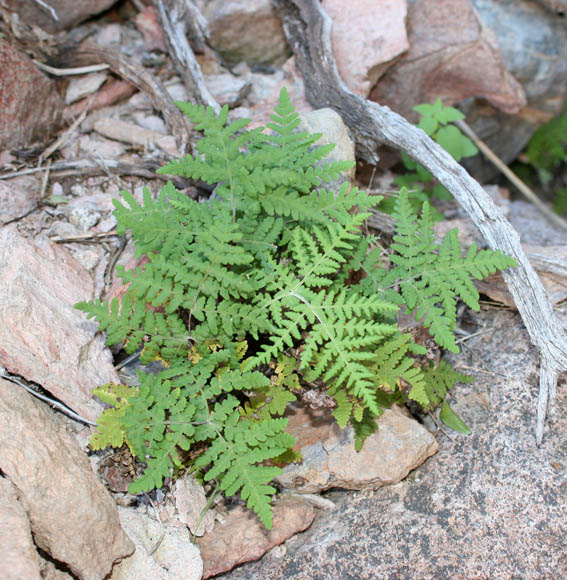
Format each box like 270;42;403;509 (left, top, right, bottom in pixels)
0;368;95;428
36;545;81;580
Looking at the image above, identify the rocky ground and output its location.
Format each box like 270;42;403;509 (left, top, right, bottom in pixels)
0;1;565;579
221;307;567;579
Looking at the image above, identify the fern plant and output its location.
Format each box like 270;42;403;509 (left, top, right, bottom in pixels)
77;88;515;528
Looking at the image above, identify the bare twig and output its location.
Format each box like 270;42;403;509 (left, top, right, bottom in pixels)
39;159;51;200
34;61;110;76
455;119;567;231
152;0;220;113
31;0;59;21
51;231;119;243
50;44;190;154
41;94;93;162
275;0;567;444
0;365;97;427
526;249;567;279
0;158;187;188
144;492;165;556
105;235;127;287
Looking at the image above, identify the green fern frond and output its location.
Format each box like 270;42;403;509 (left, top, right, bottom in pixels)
388;188;516;352
90;383;137;449
79;87;516;529
194;395;294;528
417;359;474;411
352;408;381;452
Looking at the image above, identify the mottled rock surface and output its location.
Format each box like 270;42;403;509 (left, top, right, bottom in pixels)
370;0;526;117
205;73;251;108
197;496;315;578
0;39;64;149
3;0;118;33
0;378;134;580
0;226;118;423
174;474;215;537
204;0;290;66
222;308;567;578
299;108;356;182
0;477;42;580
112;507;203;580
0;178;40;225
464;0;567;177
276;405;439;493
323;0;409;96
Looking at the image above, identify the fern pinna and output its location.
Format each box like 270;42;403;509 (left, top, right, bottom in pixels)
77;88;516;528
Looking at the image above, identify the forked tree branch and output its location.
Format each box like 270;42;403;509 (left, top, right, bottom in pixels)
274;0;566;443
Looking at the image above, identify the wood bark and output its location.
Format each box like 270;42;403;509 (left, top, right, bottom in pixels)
152;0;220;114
52;44;191;154
274;0;566;443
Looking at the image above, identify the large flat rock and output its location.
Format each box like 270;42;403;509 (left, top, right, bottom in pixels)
0;477;42;580
276;404;439;493
0;225;119;423
0;378;134;580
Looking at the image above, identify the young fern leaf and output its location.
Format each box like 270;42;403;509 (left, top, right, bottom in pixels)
248;215;400;416
194;395;294;529
419;359;475;411
389;188;517;352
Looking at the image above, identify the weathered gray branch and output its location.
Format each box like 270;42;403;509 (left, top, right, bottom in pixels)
153;0;220;113
274;0;567;443
52;44;190;154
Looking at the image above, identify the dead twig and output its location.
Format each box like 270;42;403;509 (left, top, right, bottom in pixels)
33;61;110;76
31;0;59;21
144;492;165;556
39;158;52;200
455;119;567;231
275;0;567;444
0;158;188;189
104;235;127;288
41;94;94;163
50;44;190;154
50;231;119;243
0;365;97;427
152;0;220;113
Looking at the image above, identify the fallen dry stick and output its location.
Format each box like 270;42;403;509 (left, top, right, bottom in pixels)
152;0;220;113
275;0;567;443
51;44;190;154
455;119;567;231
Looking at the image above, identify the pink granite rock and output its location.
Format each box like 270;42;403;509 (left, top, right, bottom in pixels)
197;496;314;578
323;0;409;96
0;378;134;580
135;5;167;53
0;39;64;150
0;178;40;225
0;477;42;580
3;0;118;33
204;0;290;66
370;0;526;118
0;225;119;423
276;404;439;493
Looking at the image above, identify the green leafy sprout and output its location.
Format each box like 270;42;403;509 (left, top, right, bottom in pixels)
383;98;478;217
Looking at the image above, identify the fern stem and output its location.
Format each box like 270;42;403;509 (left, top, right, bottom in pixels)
192;480;221;544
